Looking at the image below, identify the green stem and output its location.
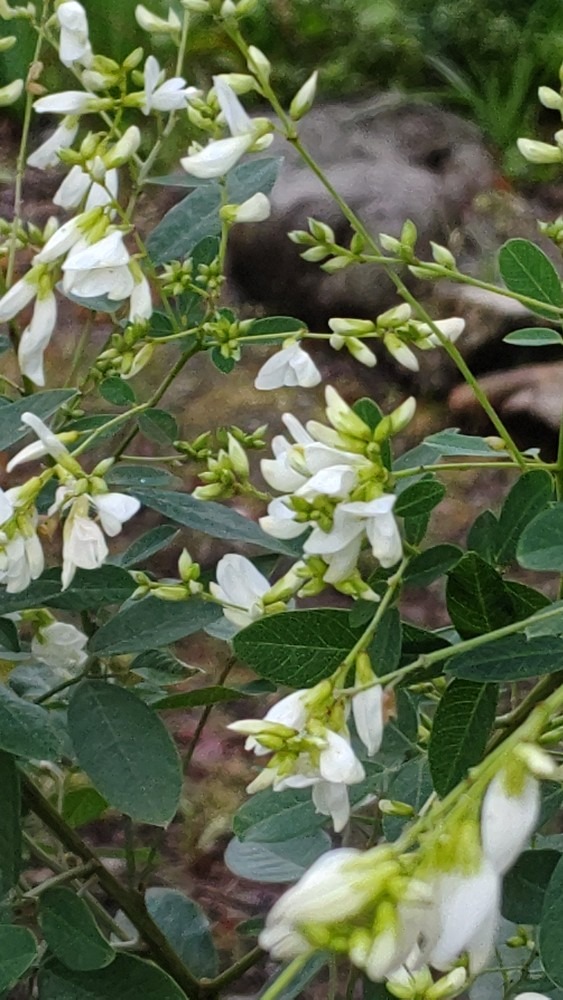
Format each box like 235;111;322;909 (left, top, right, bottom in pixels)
258;955;310;1000
338;556;411;681
23;861;98;897
21;772;201;997
199;946;264;994
182;657;235;771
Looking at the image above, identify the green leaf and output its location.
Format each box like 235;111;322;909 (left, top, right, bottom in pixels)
404;511;430;546
152;686;243;709
37;954;188;1000
422;429;510;457
448;634;563;681
106;465;180;490
138;408;178;445
233;609;365;687
0;616;20;651
428;680;497;796
467;510;499;563
234;787;325;843
258;953;328;1000
39;887;115;971
145;888;217;979
0;686;63;760
99;378;136;407
147;183;222;265
246;316;306;342
404;544;462;588
0;925;37;993
129;649;197;685
393;442;442;474
505;580;551;621
503;327;563;346
0;751;21;897
368;608;402;673
540;854;563;986
224;831;331;883
502;849;560;924
62;787;108;829
67;681;182;825
518;503;563;570
210;347;235;373
147;158;282;265
0;565;136;615
498;238;563;319
88;597;222;655
394;478;445;518
382;756;433;841
65;413;123;445
132;489;302;557
112;524;180;568
496;471;553;564
0;389;75;451
446;553;514;638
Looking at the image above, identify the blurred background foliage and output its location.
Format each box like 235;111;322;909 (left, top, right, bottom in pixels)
2;0;563;174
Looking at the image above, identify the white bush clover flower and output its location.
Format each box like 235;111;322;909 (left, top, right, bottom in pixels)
141;55;198;115
210;553;271;629
27;116;79;170
254;341;322;390
135;3;181;34
181;76;273;179
56;1;93;68
57;490;140;589
0;485;44;593
229;678;368;831
429;860;501;975
61;229;135;302
0;265;58;385
31;620;88;669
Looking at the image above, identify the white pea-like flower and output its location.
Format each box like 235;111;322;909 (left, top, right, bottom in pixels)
209;553;271;629
27;116;79;169
254;342;321;390
56;0;93;68
429;861;501;975
0;272;58;386
142;55;198;115
31;621;88;669
480;770;540;875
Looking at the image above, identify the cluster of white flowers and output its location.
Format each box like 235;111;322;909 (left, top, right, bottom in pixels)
518;84;563;164
259;386;412;588
328;308;465;374
1;413;140;592
229;657;384;832
259;745;555;993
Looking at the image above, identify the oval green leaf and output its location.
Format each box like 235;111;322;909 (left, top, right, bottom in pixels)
224;831;331;883
145;888;217;979
68;681;182;825
0;925;37;992
503;327;563;346
88;597;222;655
37;954;188;1000
428;680;497;796
39;887;115;971
233;609;365;687
0;686;63;760
448;634;563;682
394;478;445;518
503;849;560;924
446;552;513;638
518;503;563;570
0;389;75;451
497;470;553;565
499;238;563;319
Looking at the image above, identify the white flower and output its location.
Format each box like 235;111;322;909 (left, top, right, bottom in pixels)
480;771;540;875
181;76;272;179
260;413;314;492
289;69;318;121
34;214;87;263
0;488;44;593
31;621;88;668
415;317;465;349
128;273;153;322
259;495;308;540
56;1;93;68
210;553;270;628
53;161;119;211
229;192;271;223
90;492;141;537
62;230;135;302
142;55;197;115
429;861;501;975
62;502;109;589
352;677;384;757
0;272;38;320
513;994;551;1000
33;90;98;115
339;495;403;568
254;343;322;390
18;289;57;385
27;116;78;169
7;412;70;470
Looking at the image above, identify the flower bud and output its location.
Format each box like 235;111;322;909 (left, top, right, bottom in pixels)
0;78;23;106
247;45;271;81
517;138;563;164
378;799;415;817
0;34;16;50
426;967;467;1000
328;317;376;336
227;432;249;477
538;86;563;110
321;255;352;273
400;218;417;249
379;232;402;254
377;303;412;327
152;585;189;601
220;0;236;15
308;217;334;243
221;192;271;224
289;69;318;121
105;126;141;167
135;4;181;33
181;0;209;9
430;241;456;268
123;46;144;71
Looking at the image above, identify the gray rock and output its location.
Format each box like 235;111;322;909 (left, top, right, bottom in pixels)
229;95;495;327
